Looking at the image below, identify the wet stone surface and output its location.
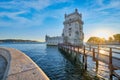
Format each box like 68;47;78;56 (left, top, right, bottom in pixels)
0;56;7;80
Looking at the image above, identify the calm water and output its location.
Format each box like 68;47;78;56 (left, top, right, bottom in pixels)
0;43;83;80
0;56;7;79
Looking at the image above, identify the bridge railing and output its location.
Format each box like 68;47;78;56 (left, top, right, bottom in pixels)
58;43;120;80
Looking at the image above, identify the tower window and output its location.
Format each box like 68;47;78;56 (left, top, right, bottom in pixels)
75;31;79;35
69;28;72;30
69;23;71;26
69;34;71;36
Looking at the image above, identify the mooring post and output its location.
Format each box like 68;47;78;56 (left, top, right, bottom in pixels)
109;48;113;80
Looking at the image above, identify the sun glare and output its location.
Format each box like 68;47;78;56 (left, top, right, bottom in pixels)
94;29;111;40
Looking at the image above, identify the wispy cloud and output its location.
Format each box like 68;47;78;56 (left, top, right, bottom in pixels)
0;0;70;10
0;0;71;28
94;0;120;11
0;0;51;10
0;0;119;40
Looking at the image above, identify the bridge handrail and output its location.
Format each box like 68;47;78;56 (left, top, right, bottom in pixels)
59;43;120;59
85;45;120;54
58;43;120;79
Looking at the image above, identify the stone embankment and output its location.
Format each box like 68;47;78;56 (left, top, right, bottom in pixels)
0;47;49;80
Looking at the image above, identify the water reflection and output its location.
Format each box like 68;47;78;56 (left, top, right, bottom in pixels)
0;43;119;80
96;61;109;79
99;49;107;55
0;44;85;80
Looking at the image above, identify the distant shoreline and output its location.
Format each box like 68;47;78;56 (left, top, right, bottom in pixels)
0;42;45;44
0;39;45;44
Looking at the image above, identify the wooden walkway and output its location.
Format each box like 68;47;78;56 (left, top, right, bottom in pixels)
58;44;120;80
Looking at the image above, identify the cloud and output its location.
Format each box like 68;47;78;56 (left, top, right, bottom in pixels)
0;0;51;10
79;0;120;24
0;0;71;28
93;0;120;11
0;0;119;41
0;7;70;28
0;0;70;10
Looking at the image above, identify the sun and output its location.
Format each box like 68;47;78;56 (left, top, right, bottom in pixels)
94;29;111;40
96;32;109;39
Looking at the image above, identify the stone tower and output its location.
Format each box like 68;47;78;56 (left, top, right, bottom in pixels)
62;9;84;46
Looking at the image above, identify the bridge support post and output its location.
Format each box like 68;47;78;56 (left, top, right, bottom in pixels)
75;46;80;64
83;46;87;70
72;45;74;53
74;46;75;52
83;46;85;63
70;45;72;53
84;54;87;70
109;48;113;80
96;59;99;74
92;48;95;61
78;46;79;53
95;45;100;74
89;45;91;51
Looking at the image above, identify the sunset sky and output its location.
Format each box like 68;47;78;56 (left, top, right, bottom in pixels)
0;0;120;42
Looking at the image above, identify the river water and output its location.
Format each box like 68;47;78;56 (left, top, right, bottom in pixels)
0;43;84;80
0;56;7;80
0;43;119;80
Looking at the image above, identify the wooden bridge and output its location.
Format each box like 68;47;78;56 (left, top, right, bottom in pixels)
58;44;120;80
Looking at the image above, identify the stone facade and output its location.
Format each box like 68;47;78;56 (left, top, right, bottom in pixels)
45;9;84;46
45;35;63;46
62;9;84;46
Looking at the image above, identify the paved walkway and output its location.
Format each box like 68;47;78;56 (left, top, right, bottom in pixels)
0;48;49;80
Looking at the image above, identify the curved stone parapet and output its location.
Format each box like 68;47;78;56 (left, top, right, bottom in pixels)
0;47;49;80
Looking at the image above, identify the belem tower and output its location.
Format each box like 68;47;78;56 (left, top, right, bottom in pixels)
46;9;84;46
